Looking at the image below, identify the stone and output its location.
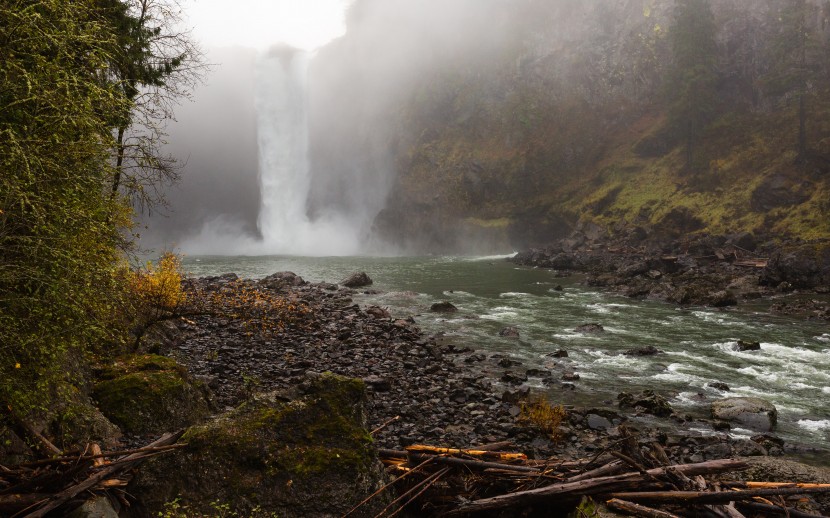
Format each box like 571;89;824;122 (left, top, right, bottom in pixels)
430;301;458;313
93;355;212;436
499;326;520;338
549;349;569;358
339;271;373;288
562;372;580;381
708;382;730;391
622;345;662;356
586;414;612;431
617;390;673;417
129;373;389;517
66;496;119;518
259;271;306;290
574;323;604;333
711;397;777;431
734;340;761;351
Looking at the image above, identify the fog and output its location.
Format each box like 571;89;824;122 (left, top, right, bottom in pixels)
139;0;785;255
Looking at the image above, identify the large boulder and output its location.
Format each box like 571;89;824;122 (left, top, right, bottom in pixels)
340;271;373;288
259;271;306;290
711;397;777;431
93;355;212;435
129;372;389;517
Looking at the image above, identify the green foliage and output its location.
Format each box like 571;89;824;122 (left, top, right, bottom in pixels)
0;0;133;415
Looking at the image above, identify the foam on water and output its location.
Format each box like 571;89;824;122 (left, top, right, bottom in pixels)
797;419;830;433
499;292;532;298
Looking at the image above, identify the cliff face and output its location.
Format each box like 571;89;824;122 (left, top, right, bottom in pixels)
309;0;830;253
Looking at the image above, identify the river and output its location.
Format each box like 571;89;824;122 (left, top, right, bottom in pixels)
182;254;830;457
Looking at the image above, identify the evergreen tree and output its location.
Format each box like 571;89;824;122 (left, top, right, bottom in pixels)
766;0;824;162
666;0;719;171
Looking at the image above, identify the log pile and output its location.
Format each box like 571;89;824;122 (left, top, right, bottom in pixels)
351;428;830;517
0;431;184;517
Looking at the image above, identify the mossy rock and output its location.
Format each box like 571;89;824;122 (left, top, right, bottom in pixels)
129;372;389;517
92;354;211;435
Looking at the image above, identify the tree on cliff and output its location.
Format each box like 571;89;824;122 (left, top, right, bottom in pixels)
665;0;719;171
764;0;827;162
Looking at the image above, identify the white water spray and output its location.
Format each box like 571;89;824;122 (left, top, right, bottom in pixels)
182;46;362;256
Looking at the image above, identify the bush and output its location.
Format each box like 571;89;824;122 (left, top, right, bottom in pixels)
518;396;566;442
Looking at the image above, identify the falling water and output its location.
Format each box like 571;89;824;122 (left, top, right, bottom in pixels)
252;46;360;255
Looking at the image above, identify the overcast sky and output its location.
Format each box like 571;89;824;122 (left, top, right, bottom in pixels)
182;0;350;50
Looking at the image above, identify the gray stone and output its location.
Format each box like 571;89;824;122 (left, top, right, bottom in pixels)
340;271;373;288
586;414;612;430
67;496;119;518
711;397;777;431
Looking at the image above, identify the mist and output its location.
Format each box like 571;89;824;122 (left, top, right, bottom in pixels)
140;0;816;256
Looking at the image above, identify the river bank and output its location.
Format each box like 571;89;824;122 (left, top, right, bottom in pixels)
150;272;827;465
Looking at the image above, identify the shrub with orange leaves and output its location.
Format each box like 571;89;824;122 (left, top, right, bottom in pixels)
129;252;187;314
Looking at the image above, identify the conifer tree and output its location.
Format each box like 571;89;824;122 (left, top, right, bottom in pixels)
666;0;719;171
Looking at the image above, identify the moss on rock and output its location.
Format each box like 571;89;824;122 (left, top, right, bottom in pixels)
129;372;389;517
92;354;211;435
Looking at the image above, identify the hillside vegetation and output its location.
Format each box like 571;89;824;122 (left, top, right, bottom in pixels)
311;0;830;252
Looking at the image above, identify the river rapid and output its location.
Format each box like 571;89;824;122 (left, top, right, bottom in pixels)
182;254;830;457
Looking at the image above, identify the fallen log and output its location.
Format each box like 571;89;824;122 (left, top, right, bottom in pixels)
609;485;830;505
0;493;49;515
736;501;828;518
22;430;184;518
405;445;527;461
407;452;542;474
606;498;682;518
444;459;747;515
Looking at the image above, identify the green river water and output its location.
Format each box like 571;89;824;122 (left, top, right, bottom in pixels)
182;254;830;457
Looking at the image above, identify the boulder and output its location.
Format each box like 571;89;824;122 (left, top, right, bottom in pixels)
734;340;761;352
259;271;306;290
617;390;673;417
499;326;521;338
711;397;777;431
340;271;373;288
93;355;212;435
430;301;458;313
574;323;604;334
622;345;662;356
129;372;389;517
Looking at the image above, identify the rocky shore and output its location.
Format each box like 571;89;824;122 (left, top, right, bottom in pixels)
511;224;830;320
68;266;828;516
150;272;824;462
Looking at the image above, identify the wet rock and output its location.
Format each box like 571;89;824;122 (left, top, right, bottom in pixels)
430;301;458;313
501;372;527;385
260;271;306;290
711;397;777;432
93;355;212;436
709;290;738;308
497;357;521;368
365;306;391;319
586;414;613;431
548;349;569;358
713;420;731;431
622;345;662;356
562;372;580;381
340;271;373;288
734;340;761;351
617;390;673;417
129;373;389;517
574;323;604;334
708;382;730;391
499;326;520;338
363;375;392;392
67;495;119;518
502;388;530;404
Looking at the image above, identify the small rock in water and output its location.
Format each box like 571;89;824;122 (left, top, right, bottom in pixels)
734;340;761;351
622;345;662;356
340;271;373;288
499;326;520;338
708;381;730;391
430;301;458;313
548;349;569;358
574;323;604;333
562;372;580;381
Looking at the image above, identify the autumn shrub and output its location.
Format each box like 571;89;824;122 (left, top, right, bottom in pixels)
124;252;187;348
192;280;313;337
518;396;566;442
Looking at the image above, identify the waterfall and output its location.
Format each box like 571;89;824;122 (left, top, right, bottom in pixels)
253;46;360;255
